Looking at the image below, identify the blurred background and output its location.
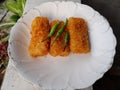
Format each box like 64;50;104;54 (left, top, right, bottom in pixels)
0;0;26;86
0;0;120;90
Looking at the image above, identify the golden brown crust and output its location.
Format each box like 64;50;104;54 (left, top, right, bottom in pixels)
67;17;90;53
29;17;50;57
29;17;90;57
49;20;70;56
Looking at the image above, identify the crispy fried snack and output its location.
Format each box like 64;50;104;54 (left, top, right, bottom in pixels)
29;17;50;57
50;20;70;56
67;17;90;53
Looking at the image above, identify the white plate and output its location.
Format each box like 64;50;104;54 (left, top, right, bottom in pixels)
8;1;116;90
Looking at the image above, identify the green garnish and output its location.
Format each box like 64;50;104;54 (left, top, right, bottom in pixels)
41;21;61;42
51;18;68;45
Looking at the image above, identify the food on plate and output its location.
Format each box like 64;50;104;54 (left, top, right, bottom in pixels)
28;16;90;57
63;32;69;51
29;17;50;57
67;17;90;53
51;19;68;45
49;20;70;56
42;21;61;42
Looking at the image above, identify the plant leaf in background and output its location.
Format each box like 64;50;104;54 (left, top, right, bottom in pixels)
0;0;26;29
5;0;26;17
9;14;20;22
0;22;15;30
0;0;26;76
17;0;26;14
5;1;20;16
0;5;3;9
0;35;10;43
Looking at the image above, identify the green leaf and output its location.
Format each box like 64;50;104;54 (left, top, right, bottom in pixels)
18;10;23;17
0;58;9;68
17;0;26;12
0;22;16;29
0;35;10;43
0;5;3;9
3;58;9;67
5;2;20;16
9;15;20;22
5;0;26;17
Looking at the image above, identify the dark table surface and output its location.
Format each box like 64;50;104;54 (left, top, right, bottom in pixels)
82;0;120;90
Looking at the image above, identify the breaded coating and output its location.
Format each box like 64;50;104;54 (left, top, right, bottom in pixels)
50;20;70;56
29;17;50;57
67;17;90;53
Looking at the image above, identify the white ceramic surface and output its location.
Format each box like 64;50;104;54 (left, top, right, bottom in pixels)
8;1;116;90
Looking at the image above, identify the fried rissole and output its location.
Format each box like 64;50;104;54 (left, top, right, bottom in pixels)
29;17;50;57
50;20;70;56
67;17;90;53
